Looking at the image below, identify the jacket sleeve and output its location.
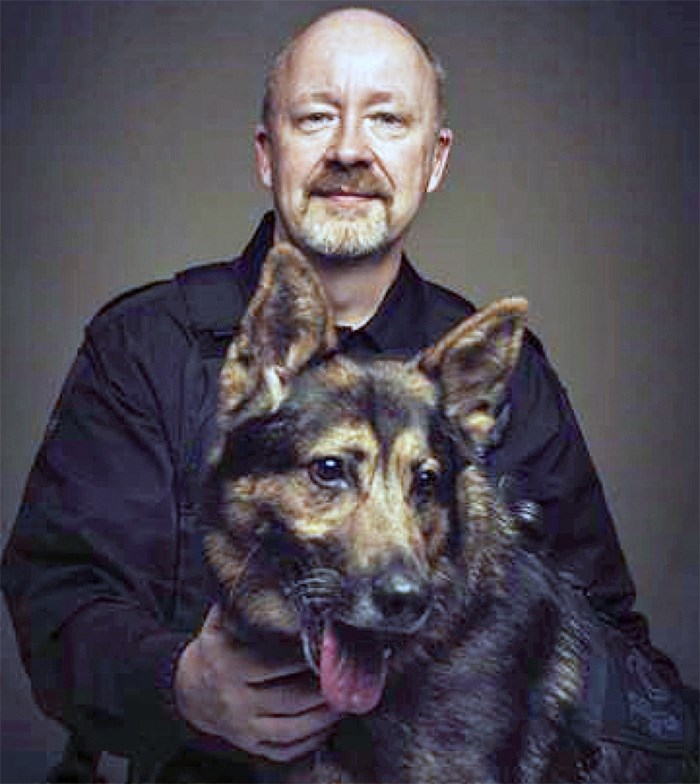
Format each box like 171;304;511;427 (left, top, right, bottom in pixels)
489;334;682;686
1;305;199;761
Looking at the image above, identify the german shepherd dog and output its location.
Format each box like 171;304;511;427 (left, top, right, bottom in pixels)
203;245;651;783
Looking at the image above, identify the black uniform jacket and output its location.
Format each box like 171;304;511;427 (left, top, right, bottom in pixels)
1;214;680;764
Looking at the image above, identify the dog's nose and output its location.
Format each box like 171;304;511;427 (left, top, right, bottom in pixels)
372;569;431;632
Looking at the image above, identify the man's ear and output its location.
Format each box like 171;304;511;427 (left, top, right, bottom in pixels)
254;124;273;189
427;128;453;193
219;244;337;418
419;298;528;443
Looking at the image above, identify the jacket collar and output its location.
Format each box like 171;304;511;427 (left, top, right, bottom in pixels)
237;211;430;357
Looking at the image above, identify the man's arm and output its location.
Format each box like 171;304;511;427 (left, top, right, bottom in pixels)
490;334;681;684
2;316;195;760
2;300;338;767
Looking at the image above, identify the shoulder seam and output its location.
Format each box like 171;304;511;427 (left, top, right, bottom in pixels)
87;257;241;333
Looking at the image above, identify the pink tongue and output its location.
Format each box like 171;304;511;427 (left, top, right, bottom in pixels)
319;624;387;715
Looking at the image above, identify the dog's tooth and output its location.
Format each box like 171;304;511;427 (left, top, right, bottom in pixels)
302;631;320;675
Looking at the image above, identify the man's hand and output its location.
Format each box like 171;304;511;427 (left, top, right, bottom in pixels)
174;605;340;762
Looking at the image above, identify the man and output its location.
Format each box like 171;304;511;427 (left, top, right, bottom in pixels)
175;7;452;767
2;7;693;783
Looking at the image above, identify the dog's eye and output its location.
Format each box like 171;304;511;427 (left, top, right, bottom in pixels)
413;466;441;502
309;457;348;489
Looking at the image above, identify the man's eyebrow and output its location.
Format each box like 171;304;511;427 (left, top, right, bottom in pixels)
291;90;341;106
365;90;409;106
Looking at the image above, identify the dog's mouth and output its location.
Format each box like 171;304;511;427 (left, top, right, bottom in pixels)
289;567;431;714
302;619;391;715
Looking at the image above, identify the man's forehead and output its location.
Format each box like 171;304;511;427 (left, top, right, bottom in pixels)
292;9;427;59
286;85;416;111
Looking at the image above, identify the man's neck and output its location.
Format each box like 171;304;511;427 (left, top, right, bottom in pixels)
313;249;402;329
272;225;403;329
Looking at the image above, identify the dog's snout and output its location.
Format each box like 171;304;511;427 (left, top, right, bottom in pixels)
372;568;431;632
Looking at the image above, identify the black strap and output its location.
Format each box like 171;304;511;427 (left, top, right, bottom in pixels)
175;261;249;359
173;212;273;357
171;260;252;524
46;733;104;783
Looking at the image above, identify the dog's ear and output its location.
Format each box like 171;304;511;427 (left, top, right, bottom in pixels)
219;243;336;417
419;298;528;445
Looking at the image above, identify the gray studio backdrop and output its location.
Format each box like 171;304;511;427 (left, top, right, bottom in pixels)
2;2;698;782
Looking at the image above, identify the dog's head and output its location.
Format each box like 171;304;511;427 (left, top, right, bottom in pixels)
205;244;527;714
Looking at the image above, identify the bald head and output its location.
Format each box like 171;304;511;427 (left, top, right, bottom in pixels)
262;8;447;131
253;6;453;265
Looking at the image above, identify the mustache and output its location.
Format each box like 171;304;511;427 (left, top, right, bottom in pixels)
308;168;391;200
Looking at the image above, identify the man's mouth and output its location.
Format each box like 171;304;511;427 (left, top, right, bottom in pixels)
308;169;391;204
311;189;383;203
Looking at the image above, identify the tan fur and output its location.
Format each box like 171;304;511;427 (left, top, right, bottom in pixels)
219;243;338;421
458;465;519;595
214;419;445;572
420;296;527;444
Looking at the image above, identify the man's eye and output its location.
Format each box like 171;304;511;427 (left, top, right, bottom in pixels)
297;113;334;131
371;112;406;128
309;457;348;489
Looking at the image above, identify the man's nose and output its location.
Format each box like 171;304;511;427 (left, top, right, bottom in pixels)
326;118;373;168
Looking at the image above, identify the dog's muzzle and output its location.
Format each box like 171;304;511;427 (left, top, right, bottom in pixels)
289;562;432;716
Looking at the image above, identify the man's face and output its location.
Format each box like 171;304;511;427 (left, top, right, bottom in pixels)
255;13;452;260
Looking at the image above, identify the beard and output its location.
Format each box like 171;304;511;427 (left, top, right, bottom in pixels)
283;166;393;259
299;197;389;258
